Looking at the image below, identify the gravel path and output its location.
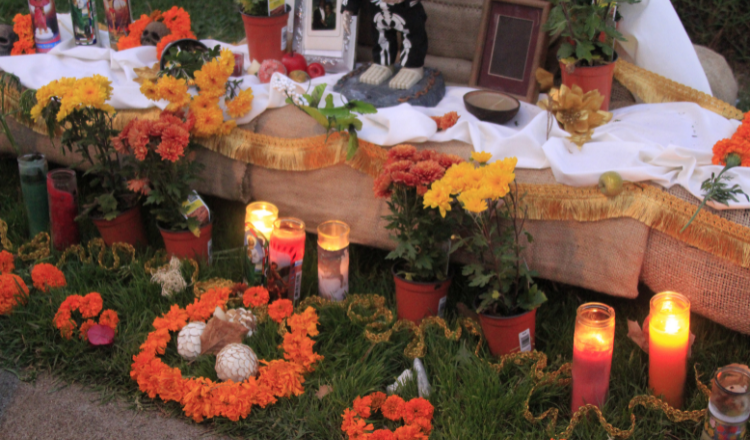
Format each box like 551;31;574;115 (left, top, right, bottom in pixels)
0;370;226;440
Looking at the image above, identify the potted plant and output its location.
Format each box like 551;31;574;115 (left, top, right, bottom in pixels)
236;0;290;64
29;75;147;247
544;0;638;110
374;144;464;322
424;152;547;356
0;73;50;238
114;110;209;261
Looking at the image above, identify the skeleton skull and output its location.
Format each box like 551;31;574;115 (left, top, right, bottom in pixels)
0;25;18;57
140;22;169;46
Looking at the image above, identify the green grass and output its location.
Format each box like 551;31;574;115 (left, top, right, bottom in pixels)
2;154;750;440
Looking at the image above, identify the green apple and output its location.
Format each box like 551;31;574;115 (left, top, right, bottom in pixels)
598;171;624;197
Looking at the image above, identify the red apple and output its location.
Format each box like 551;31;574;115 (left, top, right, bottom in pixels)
258;59;287;83
281;52;307;74
306;62;325;78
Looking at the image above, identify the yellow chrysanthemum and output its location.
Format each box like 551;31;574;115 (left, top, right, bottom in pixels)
458;190;488;214
190;94;219;113
140;80;161;101
218;49;235;77
470;151;492;164
192;105;224;137
194;61;229;99
75;78;107;107
225;88;253;118
441;162;474;194
423;180;453;218
90;74;113;99
217;119;236;136
156;76;190;109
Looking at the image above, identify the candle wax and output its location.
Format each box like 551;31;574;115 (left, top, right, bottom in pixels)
571;333;613;411
649;315;689;409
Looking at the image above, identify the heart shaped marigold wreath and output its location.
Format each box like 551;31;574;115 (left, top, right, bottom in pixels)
130;286;323;422
341;392;435;440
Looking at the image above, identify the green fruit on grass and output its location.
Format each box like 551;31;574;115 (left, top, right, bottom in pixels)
598;171;624;197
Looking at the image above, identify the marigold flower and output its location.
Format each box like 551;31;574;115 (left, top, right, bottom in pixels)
195;60;230;99
156;76;190;110
471;151;492;164
370;391;387;411
0;250;14;274
79;319;97;341
79;292;104;318
218;120;237;136
190;94;219;114
353;395;373;418
31;263;67;292
393;424;428;440
99;309;120;333
140;80;160;101
712;137;750;167
243;286;270;308
281;330;323;369
370;430;397;440
381;395;406;421
287;306;319;337
402;397;434;424
0;274;29;315
268;299;294;323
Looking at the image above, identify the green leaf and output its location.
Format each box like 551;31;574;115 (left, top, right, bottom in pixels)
518;284;547;311
346;127;358;161
308;84;327;108
96;193;119;218
558;42;575;60
346;100;377;115
324;94;334;109
319;107;354;118
300;106;330;128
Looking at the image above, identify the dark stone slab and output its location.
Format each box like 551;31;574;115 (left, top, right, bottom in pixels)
333;63;446;108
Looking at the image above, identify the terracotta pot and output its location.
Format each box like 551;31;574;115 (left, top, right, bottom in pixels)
240;6;290;63
393;265;452;323
479;308;537;357
159;222;213;263
559;52;618;111
92;206;147;247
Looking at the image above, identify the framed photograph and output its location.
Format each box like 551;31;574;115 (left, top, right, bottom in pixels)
292;0;357;73
469;0;550;103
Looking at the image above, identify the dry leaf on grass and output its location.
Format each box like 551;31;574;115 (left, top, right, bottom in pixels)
627;316;696;357
199;317;248;355
316;385;333;400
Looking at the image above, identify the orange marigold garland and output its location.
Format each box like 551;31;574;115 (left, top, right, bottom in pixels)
130;288;324;423
116;7;195;59
11;14;36;55
342;393;434;440
0;273;29;315
0;250;14;274
53;292;119;340
31;263;67;292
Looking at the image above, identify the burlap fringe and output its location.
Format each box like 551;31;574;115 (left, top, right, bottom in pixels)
614;59;744;120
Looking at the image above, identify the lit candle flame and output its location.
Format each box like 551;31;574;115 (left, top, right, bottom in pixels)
665;316;681;334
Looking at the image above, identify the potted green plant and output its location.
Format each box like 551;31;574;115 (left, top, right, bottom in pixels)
236;0;290;64
30;75;146;246
114;111;209;261
424;152;547;356
544;0;638;110
374;144;464;322
0;73;50;238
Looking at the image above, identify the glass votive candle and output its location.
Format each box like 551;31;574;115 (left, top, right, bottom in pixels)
245;202;278;273
649;291;691;409
268;217;306;302
702;365;750;440
47;169;80;251
317;220;350;301
232;53;245;77
571;302;615;412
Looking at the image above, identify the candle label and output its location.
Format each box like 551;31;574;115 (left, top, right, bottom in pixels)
268;236;305;302
702;413;747;440
245;228;267;274
103;0;132;51
318;245;349;301
71;0;100;46
28;0;62;53
519;329;532;352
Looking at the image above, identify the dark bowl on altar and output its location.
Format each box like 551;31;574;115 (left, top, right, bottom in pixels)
463;90;520;125
159;39;209;71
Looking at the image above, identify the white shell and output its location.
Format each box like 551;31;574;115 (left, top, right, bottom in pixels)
215;343;259;383
225;308;258;337
177;321;206;361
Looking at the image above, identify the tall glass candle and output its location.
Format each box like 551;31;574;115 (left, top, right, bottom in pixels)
47;169;80;251
28;0;62;53
268;218;305;302
649;291;691;409
17;154;49;238
317;220;349;301
571;302;615;412
245;202;278;273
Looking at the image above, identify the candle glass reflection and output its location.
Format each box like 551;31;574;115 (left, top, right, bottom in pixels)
245;202;278;273
571;302;615;412
317;220;349;301
702;365;750;440
269;218;305;302
649;291;691;409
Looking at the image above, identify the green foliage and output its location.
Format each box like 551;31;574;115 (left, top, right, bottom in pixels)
384;185;459;282
544;0;639;66
286;84;376;160
462;182;547;316
236;0;268;16
160;44;221;81
673;0;750;63
0;73;23;155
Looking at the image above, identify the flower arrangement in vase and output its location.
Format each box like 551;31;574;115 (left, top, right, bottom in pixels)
30;75;147;246
373;144;464;322
424;152;547;355
544;0;639;110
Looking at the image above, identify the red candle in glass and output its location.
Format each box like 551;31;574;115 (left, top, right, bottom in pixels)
571;303;616;413
47;169;80;251
268;218;306;303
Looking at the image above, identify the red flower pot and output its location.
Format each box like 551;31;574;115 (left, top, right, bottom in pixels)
159;222;213;263
478;308;536;357
559;53;618;111
240;6;290;64
393;265;451;323
92;206;147;247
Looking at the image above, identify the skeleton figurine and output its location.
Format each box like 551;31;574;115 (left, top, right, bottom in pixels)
342;0;427;89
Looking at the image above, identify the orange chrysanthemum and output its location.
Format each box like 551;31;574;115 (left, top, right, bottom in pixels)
243;286;270;308
98;309;120;333
268;299;294;323
156;125;189;162
0;250;14;274
0;274;29;315
287;306;320;337
381;395;406;421
410;159;446;186
431;111;460;131
79;319;97;341
388;144;417;162
127;178;151;195
31;263;67;292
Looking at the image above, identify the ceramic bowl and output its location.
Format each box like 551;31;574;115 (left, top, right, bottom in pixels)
463;90;520;125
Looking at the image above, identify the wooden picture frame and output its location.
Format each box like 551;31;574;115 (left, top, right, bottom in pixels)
469;0;550;103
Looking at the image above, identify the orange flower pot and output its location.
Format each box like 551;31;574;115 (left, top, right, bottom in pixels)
92;206;147;247
559;53;618;111
478;308;536;357
393;265;451;323
240;6;290;64
159;222;213;263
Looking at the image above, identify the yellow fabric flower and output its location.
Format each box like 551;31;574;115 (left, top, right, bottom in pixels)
140;80;160;101
538;84;613;148
423;180;453;218
225;88;253;118
457;190;488;214
470;151;492;164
